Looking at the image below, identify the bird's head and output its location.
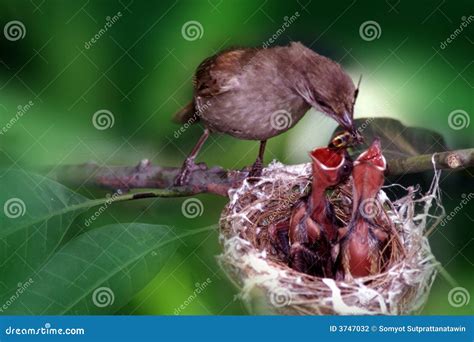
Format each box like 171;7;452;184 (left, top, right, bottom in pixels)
309;147;351;187
354;138;386;171
290;43;363;142
351;138;386;202
309;71;363;143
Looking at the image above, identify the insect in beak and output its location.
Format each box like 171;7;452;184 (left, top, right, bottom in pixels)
329;131;363;149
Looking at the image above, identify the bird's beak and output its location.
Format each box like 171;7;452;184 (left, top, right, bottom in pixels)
309;147;345;170
355;137;386;171
338;111;353;130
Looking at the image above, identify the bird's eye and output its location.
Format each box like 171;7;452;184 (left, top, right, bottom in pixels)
317;100;331;111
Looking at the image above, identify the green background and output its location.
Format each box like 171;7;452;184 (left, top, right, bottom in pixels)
0;0;472;315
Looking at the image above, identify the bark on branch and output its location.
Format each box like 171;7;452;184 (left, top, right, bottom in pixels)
53;159;247;197
53;148;473;198
386;148;474;175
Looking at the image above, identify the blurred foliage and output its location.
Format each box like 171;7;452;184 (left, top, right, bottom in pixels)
0;0;472;315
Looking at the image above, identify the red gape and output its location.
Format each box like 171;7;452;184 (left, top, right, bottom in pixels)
306;147;347;242
339;138;388;278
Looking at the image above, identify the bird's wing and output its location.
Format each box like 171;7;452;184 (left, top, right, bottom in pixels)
173;48;257;124
194;48;255;97
172;101;196;124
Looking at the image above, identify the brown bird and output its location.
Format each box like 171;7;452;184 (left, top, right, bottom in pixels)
173;42;361;185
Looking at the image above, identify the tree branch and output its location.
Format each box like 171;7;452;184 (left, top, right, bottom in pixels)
52;148;473;198
53;159;248;197
386;148;473;176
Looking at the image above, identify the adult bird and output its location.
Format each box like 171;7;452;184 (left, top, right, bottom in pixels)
173;42;360;185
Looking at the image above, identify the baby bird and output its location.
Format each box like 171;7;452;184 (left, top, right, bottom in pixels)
339;138;388;279
283;146;350;277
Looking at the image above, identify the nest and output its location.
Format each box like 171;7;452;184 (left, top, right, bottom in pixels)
218;161;441;315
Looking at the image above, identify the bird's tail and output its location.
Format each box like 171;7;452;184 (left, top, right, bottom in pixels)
172;101;198;124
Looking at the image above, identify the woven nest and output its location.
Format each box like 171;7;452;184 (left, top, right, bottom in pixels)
218;161;441;315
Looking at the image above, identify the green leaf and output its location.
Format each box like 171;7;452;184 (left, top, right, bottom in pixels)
3;223;186;315
331;118;448;160
0;169;92;294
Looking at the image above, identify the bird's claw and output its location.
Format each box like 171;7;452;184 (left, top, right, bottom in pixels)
174;158;206;186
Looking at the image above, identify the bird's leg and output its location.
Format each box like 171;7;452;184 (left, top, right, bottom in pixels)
249;140;267;177
175;128;210;186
